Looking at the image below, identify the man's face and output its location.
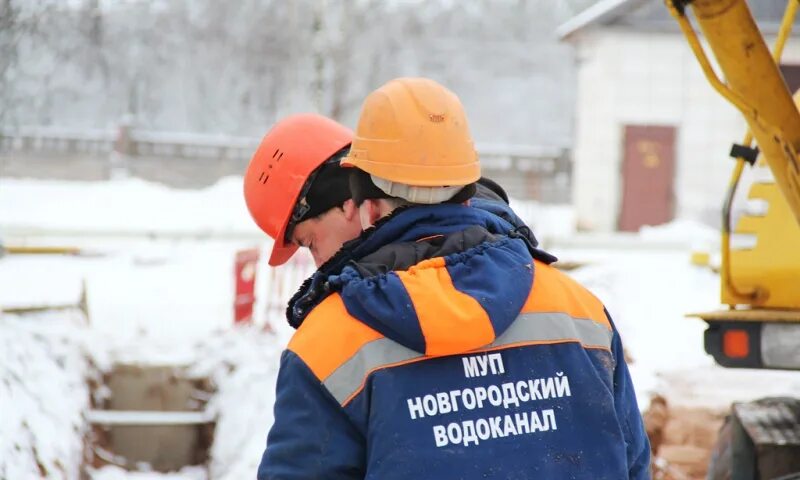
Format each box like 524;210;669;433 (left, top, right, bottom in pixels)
289;200;362;267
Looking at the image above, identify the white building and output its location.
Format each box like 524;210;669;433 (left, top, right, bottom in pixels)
559;0;800;231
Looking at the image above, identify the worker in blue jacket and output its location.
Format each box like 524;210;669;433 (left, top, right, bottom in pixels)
249;77;650;479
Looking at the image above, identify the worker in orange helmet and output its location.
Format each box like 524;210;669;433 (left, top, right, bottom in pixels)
254;78;649;479
243;113;361;267
244;114;524;268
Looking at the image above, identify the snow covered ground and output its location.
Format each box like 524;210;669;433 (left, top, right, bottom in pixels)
0;311;93;479
555;239;800;411
2;176;800;478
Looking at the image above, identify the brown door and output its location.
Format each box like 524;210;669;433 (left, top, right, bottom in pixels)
618;125;676;232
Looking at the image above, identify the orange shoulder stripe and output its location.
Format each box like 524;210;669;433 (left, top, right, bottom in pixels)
287;293;384;381
396;257;495;356
522;261;610;329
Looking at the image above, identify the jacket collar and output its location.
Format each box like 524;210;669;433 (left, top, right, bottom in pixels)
285;204;555;328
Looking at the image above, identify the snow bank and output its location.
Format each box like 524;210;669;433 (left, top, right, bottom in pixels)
0;307;286;479
188;326;283;480
566;250;720;408
563;235;800;410
509;198;576;242
0;311;95;479
0;240;249;355
656;366;800;410
637;219;719;250
0;255;86;309
0;176;258;235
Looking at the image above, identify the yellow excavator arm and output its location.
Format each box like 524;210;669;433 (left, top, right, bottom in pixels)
667;0;800;222
666;5;800;474
666;0;800;371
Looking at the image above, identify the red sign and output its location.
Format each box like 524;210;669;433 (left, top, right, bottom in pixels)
234;248;260;325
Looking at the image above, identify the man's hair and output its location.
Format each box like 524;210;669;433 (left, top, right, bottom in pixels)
299;159;351;219
348;169;476;207
284;148;351;242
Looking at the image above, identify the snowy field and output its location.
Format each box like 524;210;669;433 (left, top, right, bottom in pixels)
3;177;800;479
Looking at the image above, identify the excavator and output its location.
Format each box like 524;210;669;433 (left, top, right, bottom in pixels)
665;0;800;477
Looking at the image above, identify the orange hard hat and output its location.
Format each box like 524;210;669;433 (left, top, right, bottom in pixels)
342;77;480;187
244;113;353;266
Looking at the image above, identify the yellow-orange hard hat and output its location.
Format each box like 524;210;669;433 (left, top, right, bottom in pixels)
342;77;480;191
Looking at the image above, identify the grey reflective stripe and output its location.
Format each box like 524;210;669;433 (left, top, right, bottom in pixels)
323;312;613;405
325;338;422;405
489;312;613;351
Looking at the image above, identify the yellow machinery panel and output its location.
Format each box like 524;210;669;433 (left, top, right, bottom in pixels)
724;180;800;308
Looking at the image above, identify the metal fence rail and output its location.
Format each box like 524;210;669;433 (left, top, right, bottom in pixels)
0;126;571;201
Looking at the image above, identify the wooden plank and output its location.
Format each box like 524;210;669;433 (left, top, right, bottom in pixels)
86;410;214;426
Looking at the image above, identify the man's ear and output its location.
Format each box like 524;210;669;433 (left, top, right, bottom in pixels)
342;198;358;221
358;199;382;229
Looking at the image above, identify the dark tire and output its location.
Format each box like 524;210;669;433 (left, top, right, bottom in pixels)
706;414;733;480
707;398;800;480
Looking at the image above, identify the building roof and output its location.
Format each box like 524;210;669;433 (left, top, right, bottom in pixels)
557;0;798;40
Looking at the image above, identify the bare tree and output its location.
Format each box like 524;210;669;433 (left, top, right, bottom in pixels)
2;0;589;144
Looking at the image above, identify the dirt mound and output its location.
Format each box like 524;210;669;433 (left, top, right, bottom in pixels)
644;395;727;479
